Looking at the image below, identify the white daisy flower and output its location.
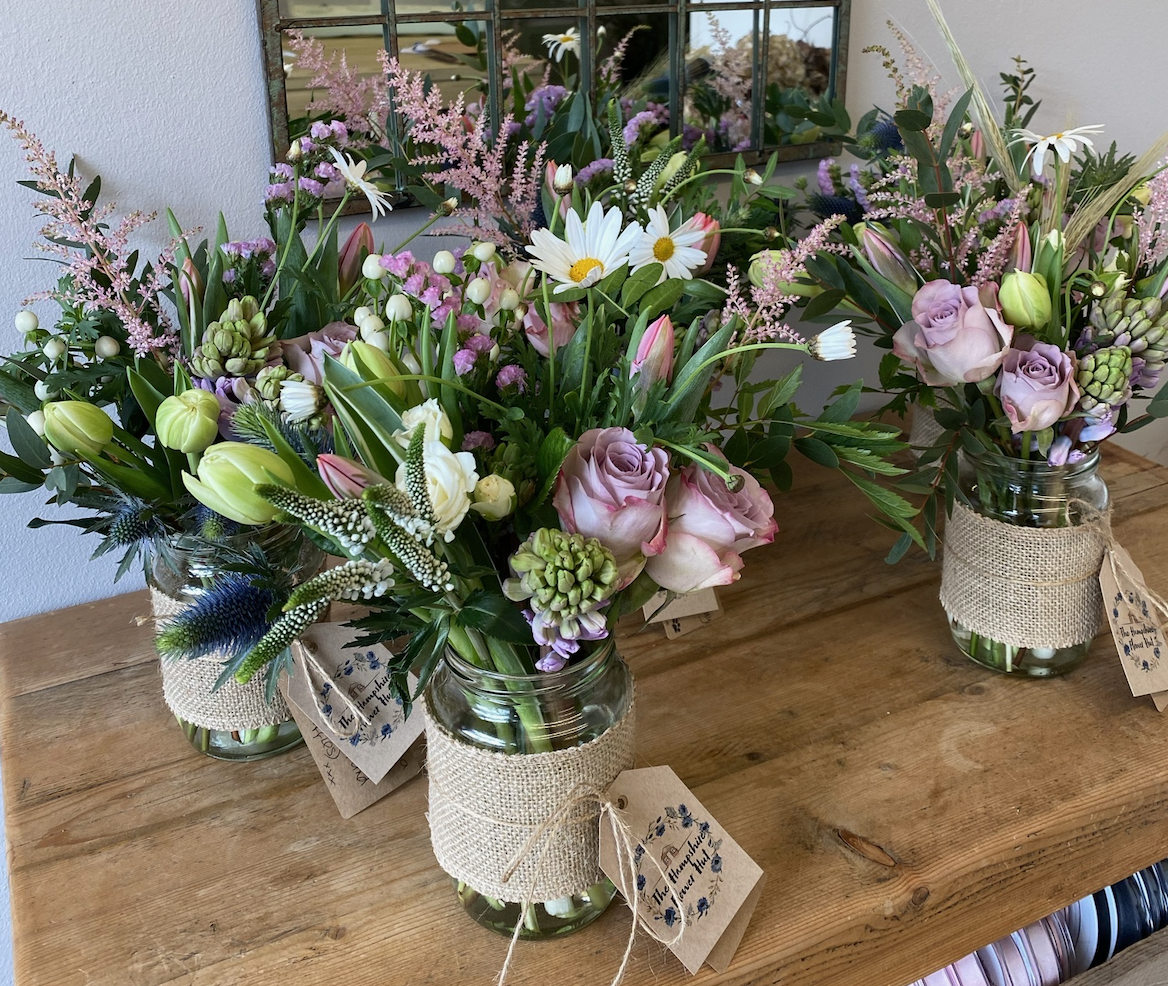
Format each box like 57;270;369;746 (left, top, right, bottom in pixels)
542;28;580;63
328;147;394;219
280;379;326;422
629;207;709;284
808;320;856;361
526;201;643;294
1009;124;1105;177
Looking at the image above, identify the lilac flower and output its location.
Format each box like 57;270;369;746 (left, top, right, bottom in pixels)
452;349;477;376
380;251;414;277
623;109;664;145
222;269;237;285
310;121;332;140
847;164;870;211
495;364;526;393
461;430;495;452
271;163;295;181
298;177;326;198
575;158;614;186
524;85;569;126
329;120;349;144
314;161;339;182
817;158;836;195
264;182;295;205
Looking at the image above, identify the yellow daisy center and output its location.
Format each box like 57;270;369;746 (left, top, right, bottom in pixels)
653;236;675;262
569;257;603;282
556;34;574;43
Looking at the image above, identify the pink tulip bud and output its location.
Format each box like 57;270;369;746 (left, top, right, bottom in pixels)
630;314;675;402
339;222;375;295
178;257;204;306
692;213;721;274
855;222;917;295
1005;221;1032;274
969;128;985;162
317;453;389;499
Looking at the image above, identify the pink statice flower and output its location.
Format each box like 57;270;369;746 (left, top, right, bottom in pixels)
495;364;527;393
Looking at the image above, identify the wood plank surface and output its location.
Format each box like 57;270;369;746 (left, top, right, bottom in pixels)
3;450;1168;986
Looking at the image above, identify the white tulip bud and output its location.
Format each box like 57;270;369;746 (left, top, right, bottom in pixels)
499;288;520;311
34;379;58;401
94;336;120;359
14;311;38;334
354;306;373;325
359;315;386;339
466;277;492;306
401;350;422;375
26;410;46;436
385;294;413;322
365;330;391;352
552;164;574;195
433;250;456;275
362;254;387;280
471;241;496;263
42;338;66;361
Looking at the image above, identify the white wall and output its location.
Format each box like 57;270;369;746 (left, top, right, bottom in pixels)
0;2;1167;976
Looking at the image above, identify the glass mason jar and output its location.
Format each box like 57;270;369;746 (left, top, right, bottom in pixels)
150;523;323;760
948;450;1109;677
426;639;633;939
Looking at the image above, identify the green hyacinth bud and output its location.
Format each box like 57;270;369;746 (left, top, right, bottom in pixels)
254;365;302;403
999;271;1052;329
156;389;221;453
42;401;114;458
503;528;619;620
1077;345;1133;410
190;296;275;379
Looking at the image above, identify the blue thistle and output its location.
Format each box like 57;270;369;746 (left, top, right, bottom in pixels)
106;502;162;547
531;194;548;231
194;506;242;543
870;120;904;153
156;574;277;661
806;193;863;225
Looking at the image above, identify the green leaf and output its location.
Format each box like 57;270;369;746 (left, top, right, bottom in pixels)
938;88;975;162
661;319;735;426
818;380;863;423
924;192;962;208
532;426;575;508
802;288;847;321
759;365;803;418
321;355;404;480
0;448;44;485
794;436;839;469
621;264;663;307
259;416;332;499
639;278;686;319
457;590;532;645
885;531;913;564
893;108;932;132
596;263;628;298
5;408;51;469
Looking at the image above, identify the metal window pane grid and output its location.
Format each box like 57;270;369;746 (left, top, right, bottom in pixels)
259;0;850;196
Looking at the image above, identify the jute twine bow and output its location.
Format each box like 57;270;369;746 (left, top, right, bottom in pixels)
298;641;372;740
939;500;1112;649
495;781;687;986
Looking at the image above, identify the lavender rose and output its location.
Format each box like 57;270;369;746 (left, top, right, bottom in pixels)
282;321;358;385
646;452;778;594
996;339;1080;433
553;427;669;585
892;280;1013;386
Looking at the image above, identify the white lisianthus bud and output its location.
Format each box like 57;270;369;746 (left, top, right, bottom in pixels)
488;343;500;362
359;314;386;339
286;141;303;163
499;288;520;311
466;277;492;306
396;440;478;541
354;306;373;324
470;473;517;521
14;311;37;334
808;320;856;361
552;164;575;195
94;336;120;359
385;294;413;322
362;254;387;280
471;241;496;263
42;338;66;361
514;303;528;321
26;410;46;436
393;397;454;448
365;330;391;352
34;380;57;401
744;168;763;186
433;250;456;275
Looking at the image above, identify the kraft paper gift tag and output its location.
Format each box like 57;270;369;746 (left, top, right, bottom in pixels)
1099;545;1168;709
283;687;426;819
287;624;425;783
599;765;765;975
642;589;723;639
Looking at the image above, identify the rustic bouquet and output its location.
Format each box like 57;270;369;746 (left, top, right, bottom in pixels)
790;4;1168;675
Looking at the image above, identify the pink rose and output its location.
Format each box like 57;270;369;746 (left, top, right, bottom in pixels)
646;453;777;594
892;280;1013;386
995;338;1079;433
553;427;670;585
282;321;358;385
524;302;579;357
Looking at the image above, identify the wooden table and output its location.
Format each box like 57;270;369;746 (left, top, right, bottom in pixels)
4;447;1168;986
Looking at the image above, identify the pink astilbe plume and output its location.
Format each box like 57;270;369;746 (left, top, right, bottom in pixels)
973;193;1028;286
1135;167;1168;269
600;26;647;84
380;56;546;251
722;217;847;345
1;111;177;356
285;32;378;142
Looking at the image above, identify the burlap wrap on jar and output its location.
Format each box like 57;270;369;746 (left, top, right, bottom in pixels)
939;501;1110;649
151;587;290;731
423;697;636;903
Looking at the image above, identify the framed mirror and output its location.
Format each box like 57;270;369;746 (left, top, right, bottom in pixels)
259;0;851;204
